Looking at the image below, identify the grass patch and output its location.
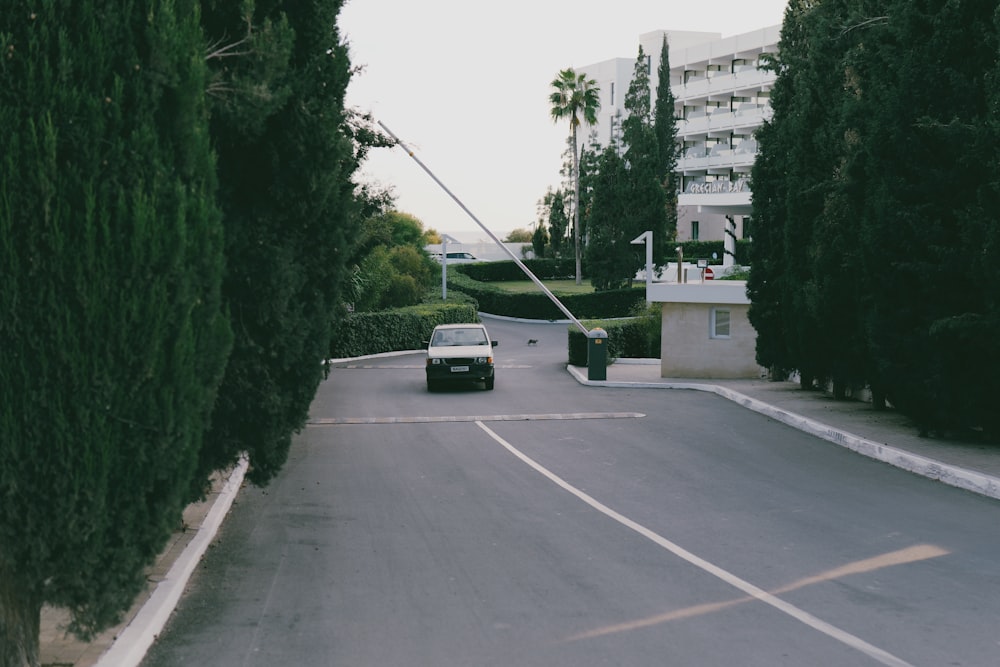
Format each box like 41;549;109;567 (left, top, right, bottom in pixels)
492;279;595;295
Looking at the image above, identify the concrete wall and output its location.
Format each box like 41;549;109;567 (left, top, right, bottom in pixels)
659;300;761;379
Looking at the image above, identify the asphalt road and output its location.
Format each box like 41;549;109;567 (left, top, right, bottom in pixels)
141;318;1000;667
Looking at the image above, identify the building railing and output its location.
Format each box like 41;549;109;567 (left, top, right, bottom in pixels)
679;105;773;136
678;145;758;172
673;67;777;100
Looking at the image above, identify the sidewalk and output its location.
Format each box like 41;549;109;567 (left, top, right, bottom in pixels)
39;360;1000;667
569;360;1000;501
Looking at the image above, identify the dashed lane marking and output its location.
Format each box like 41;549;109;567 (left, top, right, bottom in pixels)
308;412;644;426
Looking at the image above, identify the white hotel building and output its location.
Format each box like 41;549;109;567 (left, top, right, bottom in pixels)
579;25;780;244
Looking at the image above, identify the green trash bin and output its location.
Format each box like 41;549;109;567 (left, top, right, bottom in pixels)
587;328;608;381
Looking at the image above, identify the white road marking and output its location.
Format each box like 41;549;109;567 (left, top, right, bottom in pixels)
308;412;644;425
569;544;949;641
476;421;917;667
331;364;531;369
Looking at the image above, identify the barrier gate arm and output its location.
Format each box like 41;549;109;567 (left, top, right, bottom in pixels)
377;121;589;335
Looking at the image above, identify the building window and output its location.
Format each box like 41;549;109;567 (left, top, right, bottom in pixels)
711;308;731;339
610;82;615;106
742;216;752;240
691;220;700;241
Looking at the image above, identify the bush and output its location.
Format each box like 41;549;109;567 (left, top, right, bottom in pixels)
383;274;423;309
456;259;575;282
676;239;752;266
332;261;658;363
329;302;478;359
567;307;661;366
446;270;645;320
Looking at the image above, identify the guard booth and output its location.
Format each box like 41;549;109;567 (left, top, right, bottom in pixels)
647;280;762;379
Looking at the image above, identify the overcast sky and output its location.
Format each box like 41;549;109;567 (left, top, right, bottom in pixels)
339;0;789;243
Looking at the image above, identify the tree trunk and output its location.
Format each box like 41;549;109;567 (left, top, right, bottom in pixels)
799;372;814;390
833;379;846;400
0;578;41;667
871;386;887;411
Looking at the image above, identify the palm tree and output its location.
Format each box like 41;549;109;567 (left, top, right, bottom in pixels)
550;68;600;284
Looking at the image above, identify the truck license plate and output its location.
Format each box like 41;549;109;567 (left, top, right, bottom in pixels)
451;365;469;372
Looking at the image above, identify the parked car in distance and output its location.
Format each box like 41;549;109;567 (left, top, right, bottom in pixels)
430;251;479;264
425;323;498;391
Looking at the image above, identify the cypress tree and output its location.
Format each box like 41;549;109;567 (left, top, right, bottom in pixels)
198;0;361;485
0;0;230;661
980;7;1000;437
547;189;569;257
619;45;668;285
586;145;630;290
653;34;680;258
798;0;872;397
747;104;795;378
749;0;845;387
856;0;998;433
753;0;999;434
577;134;603;253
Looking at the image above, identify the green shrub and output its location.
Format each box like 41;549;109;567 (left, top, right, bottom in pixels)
721;266;751;280
329;302;478;359
333;261;658;362
446;270;645;320
674;239;752;266
456;259;575;282
567;309;661;366
421;287;479;306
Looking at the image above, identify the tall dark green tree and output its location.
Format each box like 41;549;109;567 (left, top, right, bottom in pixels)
547;189;569;256
586;145;630;290
0;1;230;662
784;0;871;397
531;220;549;258
198;0;361;486
621;45;668;283
981;6;1000;437
749;0;835;387
653;33;680;257
854;0;998;433
751;0;999;436
577;132;604;252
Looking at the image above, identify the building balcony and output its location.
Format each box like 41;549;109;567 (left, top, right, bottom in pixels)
679;105;772;138
673;67;777;102
679;140;758;173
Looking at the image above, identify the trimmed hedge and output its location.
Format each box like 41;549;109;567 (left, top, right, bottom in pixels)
446;271;646;320
567;315;661;366
329;302;478;359
329;260;662;362
457;258;576;282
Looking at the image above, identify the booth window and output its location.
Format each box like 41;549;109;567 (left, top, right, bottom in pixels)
711;308;731;339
